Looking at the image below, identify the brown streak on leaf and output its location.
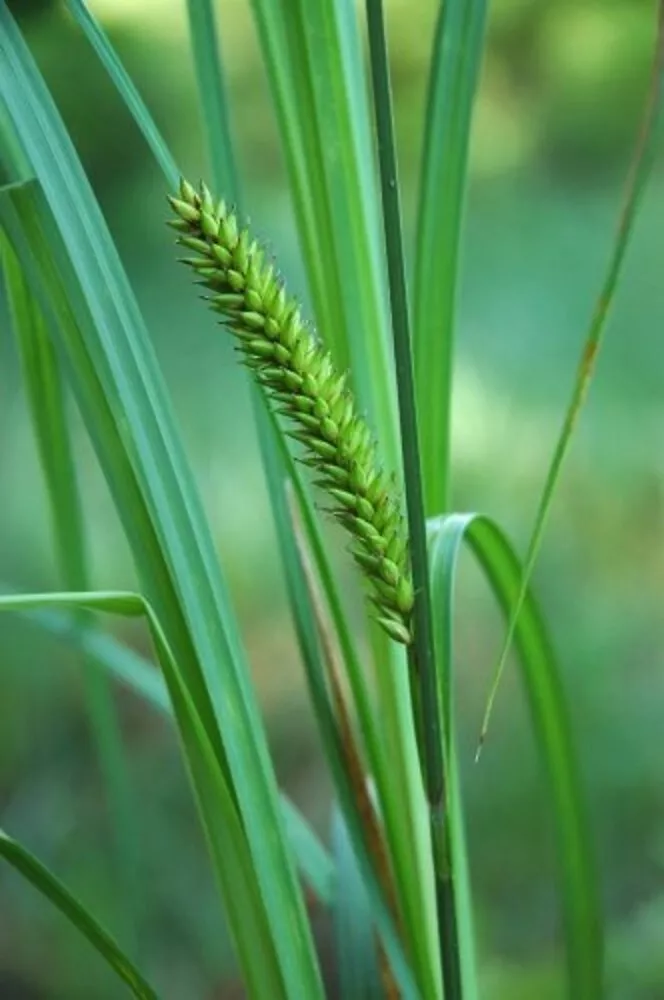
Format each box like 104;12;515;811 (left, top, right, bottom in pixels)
286;481;402;998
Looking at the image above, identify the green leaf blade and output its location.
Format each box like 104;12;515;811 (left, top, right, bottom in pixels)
65;0;180;189
413;1;488;517
5;591;337;912
429;513;603;999
0;830;157;1000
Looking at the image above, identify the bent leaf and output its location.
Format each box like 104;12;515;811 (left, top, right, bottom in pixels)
429;513;602;999
0;830;157;999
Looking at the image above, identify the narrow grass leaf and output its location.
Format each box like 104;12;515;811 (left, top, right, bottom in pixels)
0;829;157;1000
332;806;379;999
64;0;179;188
413;0;487;517
2;236;86;588
365;3;457;995
429;513;602;999
479;0;664;750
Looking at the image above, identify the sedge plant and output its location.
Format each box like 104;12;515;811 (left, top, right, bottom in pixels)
0;0;662;998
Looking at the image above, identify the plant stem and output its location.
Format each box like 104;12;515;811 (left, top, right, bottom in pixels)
364;1;462;996
477;0;664;754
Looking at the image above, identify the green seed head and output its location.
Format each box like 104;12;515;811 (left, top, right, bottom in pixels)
168;178;414;644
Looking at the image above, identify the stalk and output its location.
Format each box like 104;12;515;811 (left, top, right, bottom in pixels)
364;1;462;995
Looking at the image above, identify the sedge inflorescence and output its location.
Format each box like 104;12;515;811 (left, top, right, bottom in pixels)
168;179;413;645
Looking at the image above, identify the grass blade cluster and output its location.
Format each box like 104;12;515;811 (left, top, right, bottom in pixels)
47;10;427;993
0;1;657;998
2;587;336;909
0;6;323;993
2;230;139;950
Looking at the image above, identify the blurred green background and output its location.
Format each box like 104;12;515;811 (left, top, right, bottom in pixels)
1;0;663;997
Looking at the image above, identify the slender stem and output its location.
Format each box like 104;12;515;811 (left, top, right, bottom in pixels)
364;1;462;995
478;0;664;754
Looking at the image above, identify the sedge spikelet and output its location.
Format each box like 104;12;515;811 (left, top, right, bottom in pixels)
168;179;413;645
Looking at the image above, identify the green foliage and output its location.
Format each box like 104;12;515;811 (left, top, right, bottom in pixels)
0;0;661;999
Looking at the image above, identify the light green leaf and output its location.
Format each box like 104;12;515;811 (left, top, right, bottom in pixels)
365;4;447;994
249;0;398;468
64;0;179;188
413;0;487;516
184;0;237;195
